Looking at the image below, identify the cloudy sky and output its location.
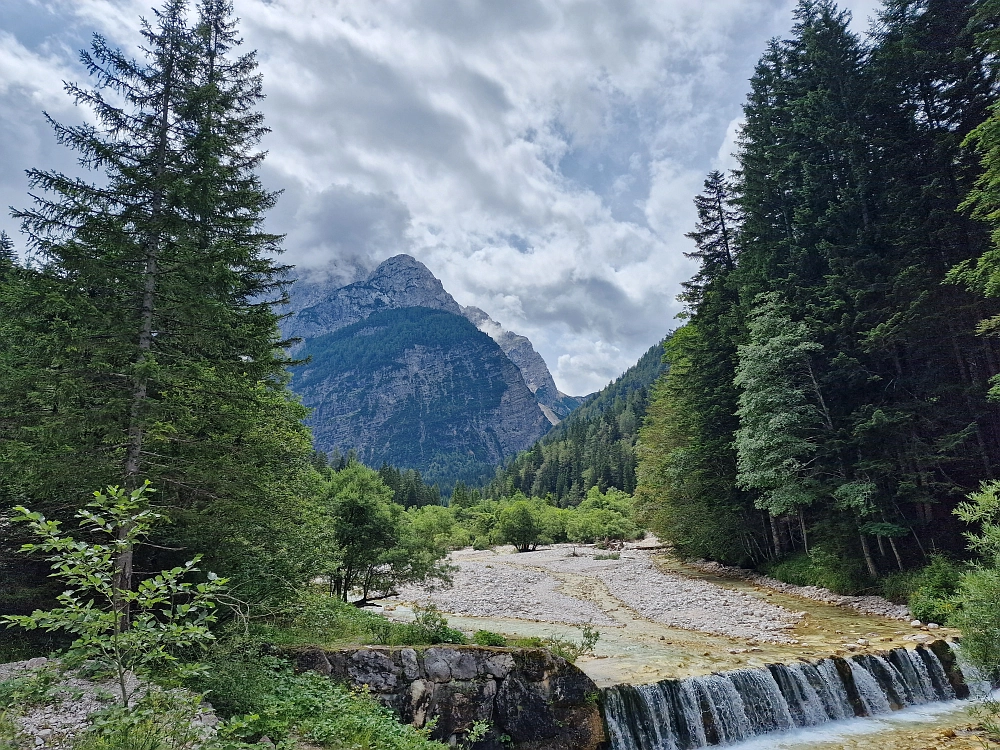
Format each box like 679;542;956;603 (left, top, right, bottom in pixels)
1;0;880;395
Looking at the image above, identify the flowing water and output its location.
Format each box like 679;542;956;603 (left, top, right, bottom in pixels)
602;642;974;750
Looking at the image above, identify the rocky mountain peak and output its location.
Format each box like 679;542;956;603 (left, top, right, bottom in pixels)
364;255;462;314
284;254;460;340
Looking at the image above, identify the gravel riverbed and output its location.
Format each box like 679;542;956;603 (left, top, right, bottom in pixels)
396;545;809;643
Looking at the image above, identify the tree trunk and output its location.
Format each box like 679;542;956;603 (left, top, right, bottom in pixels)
770;513;783;558
860;533;878;578
888;536;905;572
798;508;808;554
115;46;179;631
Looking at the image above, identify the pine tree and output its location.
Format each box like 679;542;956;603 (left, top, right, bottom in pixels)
0;0;317;608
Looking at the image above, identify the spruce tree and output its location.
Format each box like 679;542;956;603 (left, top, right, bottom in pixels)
1;0;316;608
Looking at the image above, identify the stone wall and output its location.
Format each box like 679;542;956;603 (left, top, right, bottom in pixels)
290;645;606;750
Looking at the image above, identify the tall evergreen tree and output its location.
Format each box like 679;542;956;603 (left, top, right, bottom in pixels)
0;0;317;609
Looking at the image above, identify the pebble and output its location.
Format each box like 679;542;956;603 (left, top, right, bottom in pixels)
688;559;913;621
398;546;804;643
0;659;218;749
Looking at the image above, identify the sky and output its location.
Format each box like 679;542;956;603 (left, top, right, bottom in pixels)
0;0;882;395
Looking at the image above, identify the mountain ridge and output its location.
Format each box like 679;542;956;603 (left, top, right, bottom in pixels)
285;254;583;421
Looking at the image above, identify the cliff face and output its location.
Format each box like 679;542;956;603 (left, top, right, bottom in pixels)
293;307;550;485
286;254;462;341
292;645;606;750
459;306;584;424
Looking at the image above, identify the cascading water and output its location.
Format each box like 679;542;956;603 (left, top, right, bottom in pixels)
602;641;968;750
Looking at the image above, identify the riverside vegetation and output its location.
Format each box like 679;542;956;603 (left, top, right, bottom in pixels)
6;0;1000;748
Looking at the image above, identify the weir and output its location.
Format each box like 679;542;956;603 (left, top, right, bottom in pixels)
601;640;974;750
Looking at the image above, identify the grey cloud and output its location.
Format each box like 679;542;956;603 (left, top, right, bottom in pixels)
273;179;413;285
2;0;877;395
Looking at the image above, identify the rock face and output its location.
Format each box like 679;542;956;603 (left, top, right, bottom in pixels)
285;255;581;425
293;307;550;484
291;646;605;750
285;255;463;341
460;305;585;424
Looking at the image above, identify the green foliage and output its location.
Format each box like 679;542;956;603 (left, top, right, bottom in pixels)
456;487;641;553
410;605;467;645
74;689;209;750
522;625;600;665
0;0;320;612
953;482;1000;678
766;546;868;595
472;630;507;647
636;327;755;564
3;485;224;707
0;668;59;709
488;341;667;504
189;653;444;749
0;712;22;750
378;465;442;509
899;556;965;624
497;501;545;552
565;488;640;544
734;293;825;517
636;0;1000;570
317;464;451;603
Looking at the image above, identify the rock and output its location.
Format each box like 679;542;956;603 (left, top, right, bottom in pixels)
291;306;551;480
911;619;923;628
294;646;604;750
400;648;420;680
856;639;869;646
928;622;940;629
460;305;584;423
25;657;48;669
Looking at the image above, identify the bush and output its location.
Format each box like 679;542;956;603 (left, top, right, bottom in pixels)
0;668;59;710
207;661;444;749
906;555;964;624
73;689;208;750
0;711;22;750
185;646;446;749
410;605;467;645
766;547;867;595
505;626;599;664
472;630;507;647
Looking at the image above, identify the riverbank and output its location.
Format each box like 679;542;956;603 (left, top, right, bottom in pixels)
385;542;956;687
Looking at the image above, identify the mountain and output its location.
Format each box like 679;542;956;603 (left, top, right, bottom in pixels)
485;339;668;504
285;254;462;341
292;307;550;486
286;254;582;424
459;305;585;423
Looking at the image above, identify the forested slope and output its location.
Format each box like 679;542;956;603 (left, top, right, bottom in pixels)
486;340;667;504
637;0;1000;579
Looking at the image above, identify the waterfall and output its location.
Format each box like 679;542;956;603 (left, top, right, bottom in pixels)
602;641;969;750
950;641;992;698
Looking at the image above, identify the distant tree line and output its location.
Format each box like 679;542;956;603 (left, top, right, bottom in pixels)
485;341;666;505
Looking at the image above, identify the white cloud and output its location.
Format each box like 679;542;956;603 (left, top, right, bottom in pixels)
0;0;874;394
